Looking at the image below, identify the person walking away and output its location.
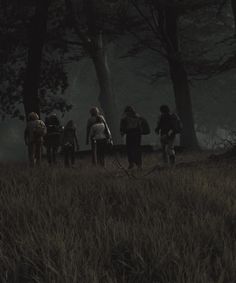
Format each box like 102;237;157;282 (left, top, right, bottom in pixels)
120;106;150;170
155;105;182;165
62;120;79;167
24;112;47;167
89;116;112;167
86;107;110;164
44;113;62;165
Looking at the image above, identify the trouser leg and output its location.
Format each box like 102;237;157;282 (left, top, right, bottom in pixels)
126;135;134;168
96;141;101;166
64;146;70;167
163;144;169;163
71;145;75;165
167;136;176;165
91;140;97;165
134;135;142;168
97;139;106;167
161;135;169;163
28;144;35;167
35;142;42;166
126;134;142;168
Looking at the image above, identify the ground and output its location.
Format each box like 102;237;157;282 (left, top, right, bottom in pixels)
0;152;235;282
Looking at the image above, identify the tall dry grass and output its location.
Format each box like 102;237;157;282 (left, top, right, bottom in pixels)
0;155;235;283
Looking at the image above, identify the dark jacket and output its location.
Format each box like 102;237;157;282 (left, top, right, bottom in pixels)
156;113;181;135
120;112;142;136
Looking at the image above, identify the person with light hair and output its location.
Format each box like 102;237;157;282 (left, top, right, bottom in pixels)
89;115;112;167
86;107;111;164
24;112;46;167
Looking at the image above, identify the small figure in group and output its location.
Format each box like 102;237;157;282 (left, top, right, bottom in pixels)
62;120;79;167
155;105;182;165
120;106;150;170
24;112;47;167
44;113;62;165
86;107;110;164
89;115;112;167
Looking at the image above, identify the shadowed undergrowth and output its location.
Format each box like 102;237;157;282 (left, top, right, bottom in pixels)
0;157;235;283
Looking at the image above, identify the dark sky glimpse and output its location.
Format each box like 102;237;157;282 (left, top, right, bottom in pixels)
0;0;236;160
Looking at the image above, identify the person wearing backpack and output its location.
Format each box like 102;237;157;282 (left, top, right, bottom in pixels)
120;106;150;170
155;105;182;165
62;120;79;167
86;107;110;164
44;113;63;165
89;115;112;167
24;112;47;167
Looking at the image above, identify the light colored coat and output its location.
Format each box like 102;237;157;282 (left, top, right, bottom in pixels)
89;123;107;140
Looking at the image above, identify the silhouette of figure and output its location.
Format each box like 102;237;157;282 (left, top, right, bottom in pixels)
44;113;62;165
24;112;46;167
120;106;149;170
62;120;79;167
89;115;111;167
155;105;182;165
86;107;111;164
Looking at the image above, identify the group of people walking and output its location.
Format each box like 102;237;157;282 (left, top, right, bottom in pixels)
24;104;182;168
24;112;79;167
120;105;181;169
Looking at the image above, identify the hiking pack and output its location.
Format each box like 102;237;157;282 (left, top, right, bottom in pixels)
46;115;62;135
125;116;150;135
139;117;150;135
47;125;61;134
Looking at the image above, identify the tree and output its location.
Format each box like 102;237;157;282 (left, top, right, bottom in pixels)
160;3;199;149
231;0;236;34
122;0;236;148
129;0;199;148
22;0;50;117
218;0;236;35
65;0;121;142
0;0;71;120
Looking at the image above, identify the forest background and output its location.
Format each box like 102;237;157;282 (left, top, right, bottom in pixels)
0;0;236;160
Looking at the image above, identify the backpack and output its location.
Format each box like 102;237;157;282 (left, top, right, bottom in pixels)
33;120;47;139
126;116;141;131
46;115;61;135
171;114;182;134
139;117;150;135
47;125;62;135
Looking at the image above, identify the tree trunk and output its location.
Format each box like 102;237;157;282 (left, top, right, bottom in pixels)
231;0;236;35
90;33;120;143
65;0;120;142
168;59;199;148
22;0;50;118
158;2;199;149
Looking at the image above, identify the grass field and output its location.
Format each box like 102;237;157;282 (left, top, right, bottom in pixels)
0;153;235;282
